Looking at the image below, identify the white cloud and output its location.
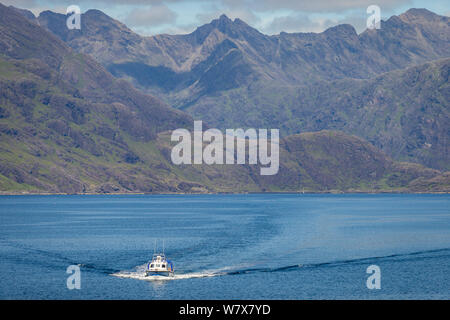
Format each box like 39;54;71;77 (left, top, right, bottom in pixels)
157;24;198;35
222;0;412;13
196;7;260;26
262;14;329;34
123;4;177;28
1;0;38;6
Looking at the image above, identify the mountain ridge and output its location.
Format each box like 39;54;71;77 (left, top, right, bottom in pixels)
34;7;447;171
0;3;448;194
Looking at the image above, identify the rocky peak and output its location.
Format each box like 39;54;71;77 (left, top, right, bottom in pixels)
323;24;358;39
399;8;440;22
191;13;262;44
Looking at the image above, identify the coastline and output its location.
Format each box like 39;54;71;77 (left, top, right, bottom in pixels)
1;190;448;196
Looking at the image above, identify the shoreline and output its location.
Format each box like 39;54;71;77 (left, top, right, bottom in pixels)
0;190;449;196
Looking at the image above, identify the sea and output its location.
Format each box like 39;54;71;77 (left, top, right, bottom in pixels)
0;194;449;299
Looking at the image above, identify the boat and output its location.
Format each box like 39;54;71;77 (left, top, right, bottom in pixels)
145;241;174;277
145;253;174;277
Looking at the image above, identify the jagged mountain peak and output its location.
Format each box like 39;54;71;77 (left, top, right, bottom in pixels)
399;9;449;29
84;9;108;17
400;8;439;20
189;13;262;44
323;23;358;38
218;13;232;22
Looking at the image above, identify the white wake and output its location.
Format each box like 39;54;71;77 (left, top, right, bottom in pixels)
111;264;234;281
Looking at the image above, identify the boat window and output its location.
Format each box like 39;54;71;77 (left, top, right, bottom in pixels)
162;264;165;268
150;264;154;268
156;264;160;267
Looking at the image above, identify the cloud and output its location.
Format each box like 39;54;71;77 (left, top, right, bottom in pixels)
262;11;371;35
122;4;177;28
3;0;67;16
156;9;260;35
0;0;38;6
157;24;198;35
222;0;412;13
69;0;187;4
263;14;315;33
196;7;261;26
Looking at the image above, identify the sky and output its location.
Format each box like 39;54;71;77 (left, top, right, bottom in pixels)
4;0;450;36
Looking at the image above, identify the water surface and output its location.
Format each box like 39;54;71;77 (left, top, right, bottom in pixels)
0;194;449;299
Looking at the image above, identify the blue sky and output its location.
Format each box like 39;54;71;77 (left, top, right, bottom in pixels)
5;0;450;35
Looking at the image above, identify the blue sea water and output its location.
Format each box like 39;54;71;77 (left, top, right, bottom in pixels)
0;194;449;300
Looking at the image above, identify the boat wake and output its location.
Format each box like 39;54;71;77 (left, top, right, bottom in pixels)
111;248;450;281
111;264;232;281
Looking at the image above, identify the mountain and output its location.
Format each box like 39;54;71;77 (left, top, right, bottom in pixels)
0;3;448;194
35;8;450;171
153;129;448;193
190;57;450;171
37;9;450;84
8;5;38;24
0;3;192;193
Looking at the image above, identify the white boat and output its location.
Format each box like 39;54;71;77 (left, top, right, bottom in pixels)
146;253;174;277
145;241;174;277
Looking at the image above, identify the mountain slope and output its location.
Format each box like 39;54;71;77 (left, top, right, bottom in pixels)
190;57;450;170
0;3;192;193
35;8;450;171
0;4;448;194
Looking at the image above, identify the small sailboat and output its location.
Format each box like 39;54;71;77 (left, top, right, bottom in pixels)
145;240;174;277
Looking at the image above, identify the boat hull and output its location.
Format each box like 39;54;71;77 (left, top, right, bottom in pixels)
145;271;173;277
